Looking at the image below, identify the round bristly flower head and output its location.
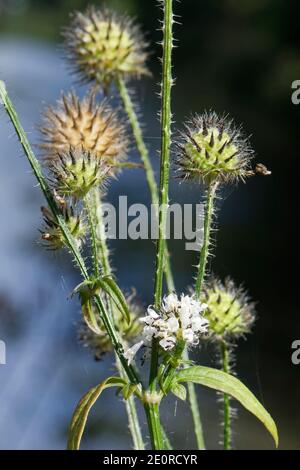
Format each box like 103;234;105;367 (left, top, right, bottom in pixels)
175;112;254;184
201;278;255;341
48;147;110;199
78;291;143;360
63;6;149;88
40;205;86;250
40;92;128;170
124;293;209;364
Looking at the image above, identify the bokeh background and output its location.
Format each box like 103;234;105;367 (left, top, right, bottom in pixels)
0;0;298;450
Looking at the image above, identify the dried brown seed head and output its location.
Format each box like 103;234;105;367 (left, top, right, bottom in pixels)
39;92;128;171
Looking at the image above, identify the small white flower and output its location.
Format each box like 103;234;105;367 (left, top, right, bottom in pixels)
167;316;180;333
182;328;194;343
162;293;180;312
192;315;209;333
159;336;176;351
124;293;209;363
124;340;144;365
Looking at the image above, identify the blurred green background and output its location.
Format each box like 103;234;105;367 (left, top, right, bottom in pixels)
0;0;299;450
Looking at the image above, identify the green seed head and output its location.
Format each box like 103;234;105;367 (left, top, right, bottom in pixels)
64;6;149;88
78;291;143;360
176;112;253;184
49;148;110;200
201;278;255;341
40;205;86;251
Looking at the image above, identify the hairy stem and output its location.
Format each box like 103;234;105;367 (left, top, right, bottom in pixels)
84;192;100;278
183;349;206;450
153;0;174;308
116;76;159;205
0;81;88;278
116;75;175;293
195;182;218;297
144;403;164;450
147;0;174;450
117;358;145;451
220;341;231;450
91;188;112;277
89;188;145;450
189;181;218;449
0;80;141;389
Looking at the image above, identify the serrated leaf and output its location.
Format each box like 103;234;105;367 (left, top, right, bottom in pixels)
170;382;187;401
95;276;130;325
67;376;127;450
175;366;278;447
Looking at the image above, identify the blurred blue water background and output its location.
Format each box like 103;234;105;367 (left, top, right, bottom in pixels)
0;0;300;451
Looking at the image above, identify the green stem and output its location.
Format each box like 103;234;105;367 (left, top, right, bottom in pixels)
91;188;112;277
84;192;100;278
144;403;164;450
195;182;218;297
220;341;231;450
117;358;145;450
0;81;88;278
0;80;140;390
147;0;174;451
153;0;174;309
116;76;175;294
148;0;173;450
183;349;206;450
189;181;218;449
124;384;145;450
89;188;145;450
116;76;158;206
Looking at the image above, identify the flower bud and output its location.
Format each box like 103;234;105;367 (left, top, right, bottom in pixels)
176;112;253;184
202;278;255;340
64;6;149;88
48;148;110;199
78;291;143;360
40;205;86;250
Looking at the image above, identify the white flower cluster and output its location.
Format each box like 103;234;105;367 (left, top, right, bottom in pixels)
125;293;209;364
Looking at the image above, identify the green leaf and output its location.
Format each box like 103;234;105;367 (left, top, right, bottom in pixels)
72;281;102;334
170;382;187;401
175;366;278;447
67;376;127;450
95;276;130;325
122;383;138;400
81;299;102;334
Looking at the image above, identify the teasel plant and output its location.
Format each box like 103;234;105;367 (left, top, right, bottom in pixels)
0;0;278;451
63;3;175;294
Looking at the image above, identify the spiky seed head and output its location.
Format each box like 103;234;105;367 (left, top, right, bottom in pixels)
201;278;255;341
48;147;110;199
78;322;112;360
40;92;128;171
176;112;254;185
78;291;143;360
40;205;86;250
63;6;149;88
